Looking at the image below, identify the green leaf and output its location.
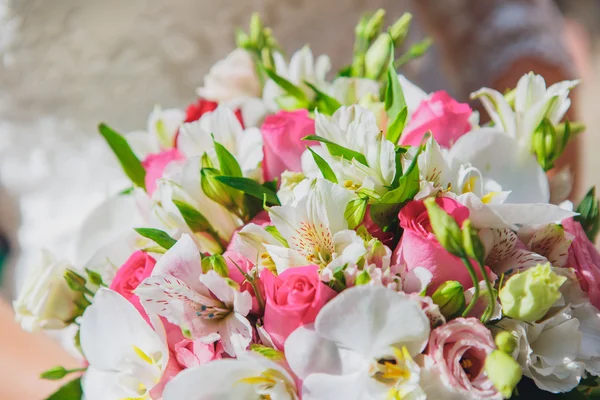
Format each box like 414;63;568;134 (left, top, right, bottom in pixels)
337;65;352;78
264;68;309;104
46;377;83;400
214;176;280;206
355;270;371;285
576;187;600;242
394;37;433;68
41;366;86;381
98;123;146;190
134;228;177;250
384;57;406;120
304;81;342;116
302;135;368;166
386;106;408;144
213;140;243;178
345;197;368;229
307;147;338;183
370;147;421;229
264;226;289;247
173;200;213;233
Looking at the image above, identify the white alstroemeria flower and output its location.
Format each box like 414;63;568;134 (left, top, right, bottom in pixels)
127;106;186;158
178;106;263;181
448;128;548;203
14;250;82;332
164;353;298;399
471;72;579;146
151;156;240;251
197;48;262;103
263;46;331;112
303;106;396;195
135;234;253;356
269;179;366;274
403;137;453;200
80;289;169;400
496;311;584;393
285;286;429;400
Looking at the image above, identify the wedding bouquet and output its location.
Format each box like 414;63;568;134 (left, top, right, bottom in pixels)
14;10;600;400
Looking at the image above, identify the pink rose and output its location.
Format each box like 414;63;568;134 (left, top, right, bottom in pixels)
563;218;600;308
393;198;481;293
261;265;336;350
399;91;472;148
425;317;500;399
173;339;223;369
261;110;315;182
110;251;156;313
142;148;183;195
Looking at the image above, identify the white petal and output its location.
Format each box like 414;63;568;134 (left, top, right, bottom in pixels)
285;325;343;379
80;289;165;371
220;312;253;356
487;203;577;227
302;372;382;400
470;89;516;137
515;72;547;114
449;128;549;204
153;234;203;292
163;359;261;400
82;368;125;400
573;304;600;375
398;74;428;116
233;223;280;264
264;244;310;274
315;286;430;357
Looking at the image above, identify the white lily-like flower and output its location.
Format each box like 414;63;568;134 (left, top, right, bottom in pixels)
285;286;430;400
163;353;298;399
331;77;380;106
80;288;169;400
236;178;366;275
150;156;240;251
135;234;253;356
471;72;578;147
177;106;263;181
127;106;186;159
303;106;396;196
448;128;548;204
263;46;331;112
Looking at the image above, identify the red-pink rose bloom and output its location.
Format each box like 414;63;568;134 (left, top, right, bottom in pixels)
142;148;183;195
261;109;316;182
425;317;500;399
109;251;156;313
261;265;337;350
399;91;472;148
360;205;395;247
393;198;483;293
563;218;600;309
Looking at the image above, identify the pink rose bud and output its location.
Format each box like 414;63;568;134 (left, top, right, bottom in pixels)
109;251;156;314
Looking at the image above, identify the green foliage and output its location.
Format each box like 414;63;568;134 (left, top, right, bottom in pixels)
134;228;177;250
576;187;600;242
98;123;146;190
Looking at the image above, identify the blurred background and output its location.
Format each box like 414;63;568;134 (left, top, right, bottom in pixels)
0;0;598;398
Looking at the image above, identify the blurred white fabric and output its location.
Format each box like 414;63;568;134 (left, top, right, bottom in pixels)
0;0;429;298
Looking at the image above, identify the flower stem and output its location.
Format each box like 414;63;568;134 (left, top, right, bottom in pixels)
475;258;496;323
460;256;480;318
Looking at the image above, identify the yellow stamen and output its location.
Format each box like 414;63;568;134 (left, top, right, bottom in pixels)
481;191;499;204
133;346;153;365
462;176;477;193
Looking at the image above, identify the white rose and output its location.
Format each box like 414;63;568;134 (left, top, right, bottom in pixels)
14;250;81;332
197;48;261;103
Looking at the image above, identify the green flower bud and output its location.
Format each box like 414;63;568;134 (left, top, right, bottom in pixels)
532;119;557;171
201;254;229;278
364;33;392;81
389;13;413;46
64;269;88;293
249;13;264;45
485;350;522;399
424;198;463;257
364;9;386;42
200;167;242;211
235;28;251;50
431;281;465;319
499;263;567;323
462;220;485;264
495;331;518;355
